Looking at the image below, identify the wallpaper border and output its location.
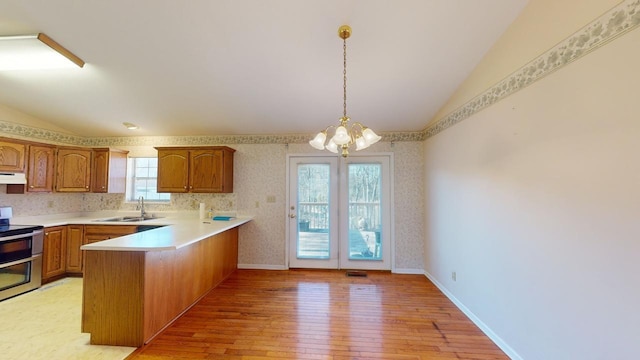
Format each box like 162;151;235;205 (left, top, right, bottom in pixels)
423;0;640;139
0;121;425;147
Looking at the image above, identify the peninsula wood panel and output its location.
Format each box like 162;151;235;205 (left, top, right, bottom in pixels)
82;251;145;346
82;228;239;347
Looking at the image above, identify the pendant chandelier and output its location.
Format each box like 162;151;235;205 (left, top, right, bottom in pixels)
309;25;381;157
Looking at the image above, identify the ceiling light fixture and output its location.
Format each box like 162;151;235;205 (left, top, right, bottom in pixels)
309;25;381;158
123;122;139;130
0;33;85;71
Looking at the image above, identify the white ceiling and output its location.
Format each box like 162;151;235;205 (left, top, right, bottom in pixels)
0;0;528;138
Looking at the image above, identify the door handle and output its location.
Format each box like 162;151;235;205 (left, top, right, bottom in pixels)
289;214;296;218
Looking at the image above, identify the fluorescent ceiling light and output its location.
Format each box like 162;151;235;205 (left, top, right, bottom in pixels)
0;33;85;71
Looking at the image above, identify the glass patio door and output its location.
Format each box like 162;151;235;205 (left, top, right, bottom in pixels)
339;156;391;270
288;156;339;268
288;155;391;270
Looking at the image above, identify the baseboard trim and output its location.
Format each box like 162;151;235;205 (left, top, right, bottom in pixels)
393;268;424;274
424;271;522;360
238;264;288;270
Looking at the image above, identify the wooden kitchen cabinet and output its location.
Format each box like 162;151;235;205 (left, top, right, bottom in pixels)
65;225;138;275
0;137;27;172
56;147;92;192
66;225;85;274
84;225;139;244
26;144;56;192
42;226;67;281
155;146;235;193
91;148;129;193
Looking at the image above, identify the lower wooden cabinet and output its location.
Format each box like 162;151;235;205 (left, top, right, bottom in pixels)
43;224;141;279
84;225;138;243
66;225;85;274
42;226;67;280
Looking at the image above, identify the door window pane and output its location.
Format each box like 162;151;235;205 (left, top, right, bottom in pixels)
297;164;330;259
348;163;382;260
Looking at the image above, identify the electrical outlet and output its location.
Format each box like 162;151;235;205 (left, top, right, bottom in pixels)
255;201;260;208
451;271;457;281
47;200;54;208
266;195;276;203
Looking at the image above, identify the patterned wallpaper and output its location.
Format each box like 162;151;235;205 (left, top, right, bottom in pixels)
0;141;425;271
425;0;640;137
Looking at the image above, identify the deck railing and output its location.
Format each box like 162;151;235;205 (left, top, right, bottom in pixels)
298;202;380;231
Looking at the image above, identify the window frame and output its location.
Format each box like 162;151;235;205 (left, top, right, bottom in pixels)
125;157;170;203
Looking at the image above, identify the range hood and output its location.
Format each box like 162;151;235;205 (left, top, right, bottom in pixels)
0;173;27;184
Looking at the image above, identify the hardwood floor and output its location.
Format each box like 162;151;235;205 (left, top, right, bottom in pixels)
127;270;508;359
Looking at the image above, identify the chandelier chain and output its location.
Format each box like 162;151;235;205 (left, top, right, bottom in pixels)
343;37;347;118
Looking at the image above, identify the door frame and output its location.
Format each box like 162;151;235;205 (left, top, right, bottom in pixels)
285;152;395;271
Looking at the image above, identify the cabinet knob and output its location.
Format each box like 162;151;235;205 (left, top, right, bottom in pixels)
101;186;105;189
184;186;187;189
85;185;89;189
29;185;34;188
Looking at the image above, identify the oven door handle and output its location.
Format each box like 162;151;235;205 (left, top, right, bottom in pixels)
0;254;42;269
0;230;43;242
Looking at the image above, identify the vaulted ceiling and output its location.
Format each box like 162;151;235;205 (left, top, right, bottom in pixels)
0;0;528;137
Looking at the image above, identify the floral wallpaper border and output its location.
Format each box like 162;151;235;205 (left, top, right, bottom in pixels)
2;1;638;146
424;0;640;138
0;120;425;147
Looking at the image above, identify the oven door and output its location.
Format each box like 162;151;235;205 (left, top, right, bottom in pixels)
0;254;42;301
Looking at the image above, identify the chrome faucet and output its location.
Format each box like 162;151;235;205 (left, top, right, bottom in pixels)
137;196;147;218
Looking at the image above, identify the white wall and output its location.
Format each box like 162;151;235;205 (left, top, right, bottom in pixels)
423;18;640;360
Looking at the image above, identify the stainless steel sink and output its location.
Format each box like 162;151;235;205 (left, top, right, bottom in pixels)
93;216;162;222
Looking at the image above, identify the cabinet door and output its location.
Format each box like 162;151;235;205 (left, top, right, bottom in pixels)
27;145;55;192
91;149;109;192
85;234;112;244
190;149;224;192
66;225;84;273
0;139;26;172
43;226;67;280
56;148;92;192
157;149;189;193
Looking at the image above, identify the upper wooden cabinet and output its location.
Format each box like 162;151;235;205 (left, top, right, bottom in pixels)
155;146;235;193
92;148;129;193
0;137;27;172
56;147;92;192
26;144;56;192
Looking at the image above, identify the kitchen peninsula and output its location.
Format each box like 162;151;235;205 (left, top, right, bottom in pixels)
79;215;252;347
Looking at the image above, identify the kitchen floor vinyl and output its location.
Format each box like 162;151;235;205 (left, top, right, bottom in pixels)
0;277;136;360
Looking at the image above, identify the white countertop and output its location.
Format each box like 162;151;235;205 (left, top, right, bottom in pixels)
11;211;252;252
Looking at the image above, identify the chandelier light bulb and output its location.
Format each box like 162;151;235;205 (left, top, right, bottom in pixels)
309;131;327;150
325;139;339;153
362;127;382;145
332;125;350;145
355;135;369;151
